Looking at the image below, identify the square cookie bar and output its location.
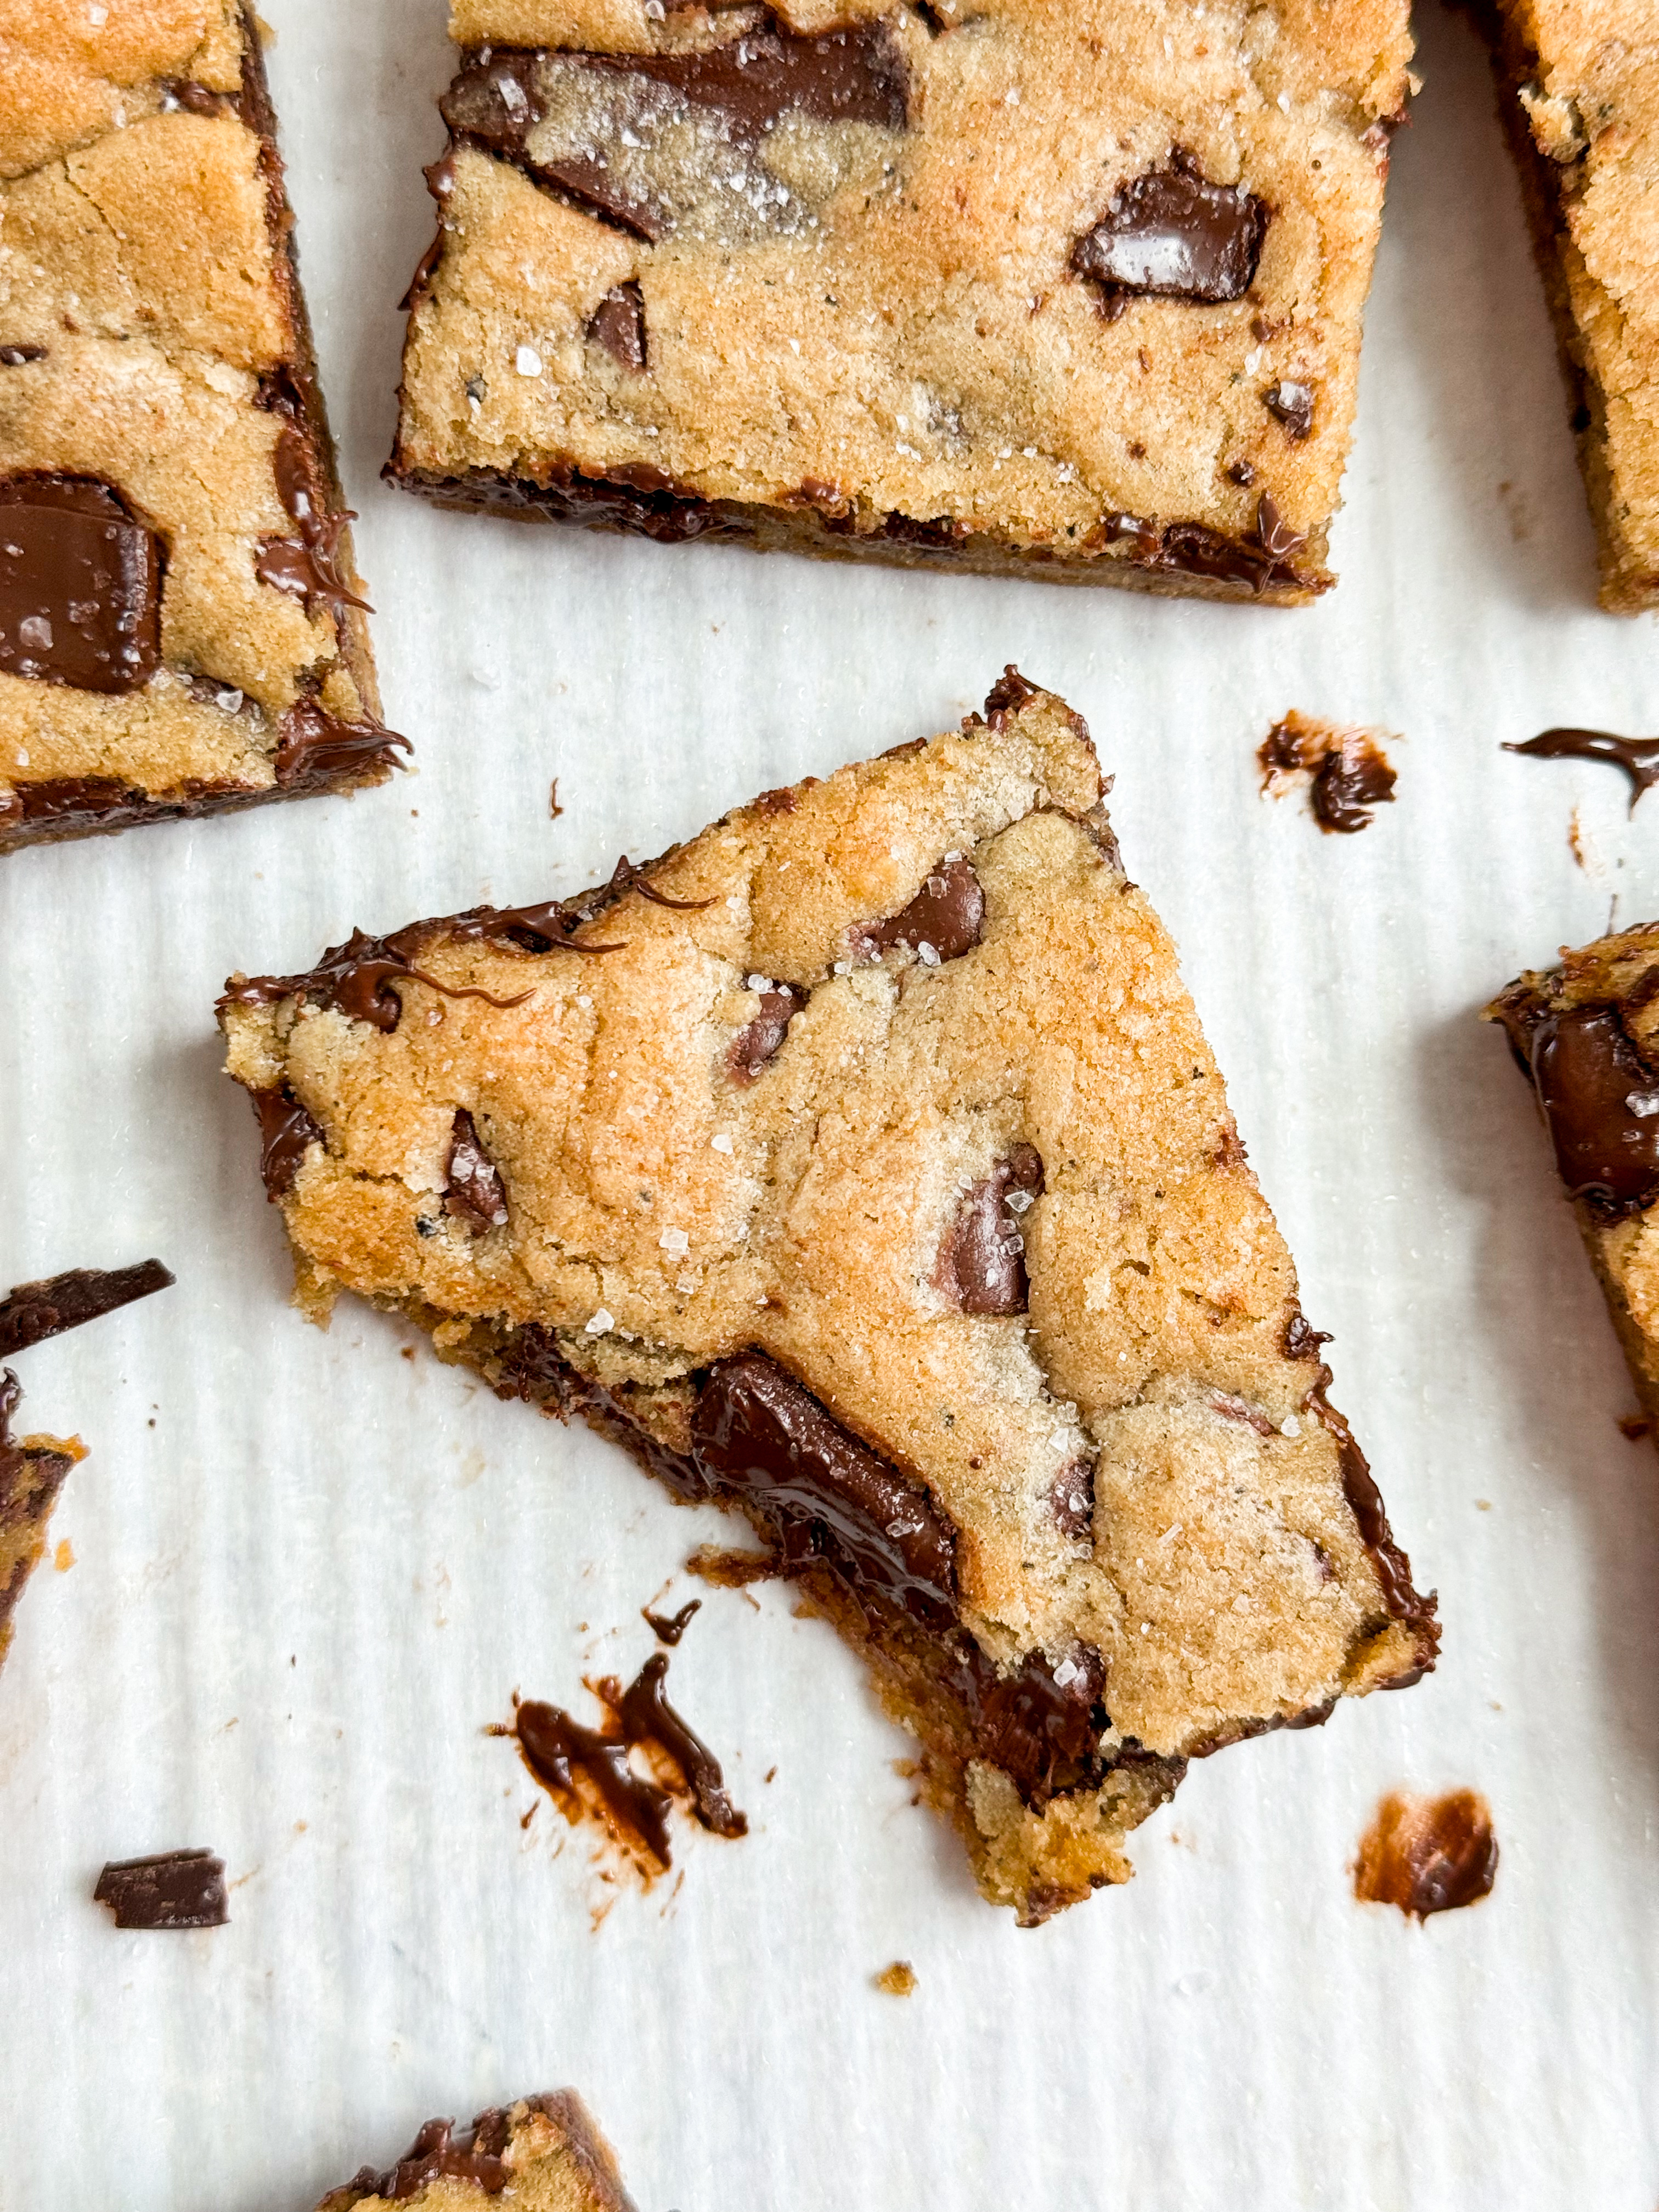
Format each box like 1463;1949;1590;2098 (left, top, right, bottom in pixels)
1489;923;1659;1422
0;1;403;854
1476;2;1659;611
0;1371;82;1678
385;0;1413;602
316;2093;637;2212
219;672;1437;1922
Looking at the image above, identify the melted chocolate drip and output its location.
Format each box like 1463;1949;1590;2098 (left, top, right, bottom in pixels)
850;855;984;964
1265;380;1314;439
593;853;716;913
256;422;372;618
1505;727;1659;813
617;1652;748;1836
1073;151;1269;312
0;1261;173;1358
93;1849;228;1930
1525;1005;1659;1213
224;927;534;1035
1352;1790;1498;1921
1307;1386;1436;1641
347;2112;512;2202
589;282;648;370
0;476;162;693
1258;714;1396;834
643;1596;701;1645
730;983;805;1081
252;1087;322;1199
274;701;410;786
936;1144;1043;1314
1104;494;1312;595
444;1108;510;1232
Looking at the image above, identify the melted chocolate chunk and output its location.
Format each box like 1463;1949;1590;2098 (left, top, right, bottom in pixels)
1258;713;1396;834
730;983;805;1081
945;1639;1109;1807
274;701;410;786
850;855;984;964
1505;727;1659;813
1104;494;1312;595
1283;1311;1331;1361
1308;1388;1436;1637
347;2113;511;2202
1352;1790;1498;1921
444;1108;510;1232
1048;1457;1095;1542
0;1261;173;1358
1526;1005;1659;1212
589;281;647;371
935;1144;1043;1314
0;476;162;693
257;422;371;618
643;1596;701;1645
1265;380;1314;439
983;664;1038;728
1073;151;1269;312
691;1352;957;1623
252;1087;322;1199
93;1849;228;1930
224;927;534;1036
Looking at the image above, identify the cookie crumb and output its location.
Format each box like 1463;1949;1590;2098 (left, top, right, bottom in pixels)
875;1960;917;1996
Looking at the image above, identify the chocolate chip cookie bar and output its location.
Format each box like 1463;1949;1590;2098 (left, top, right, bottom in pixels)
1489;923;1659;1424
219;670;1436;1921
1476;2;1659;611
0;1371;82;1678
316;2093;637;2212
0;1;403;855
385;1;1413;603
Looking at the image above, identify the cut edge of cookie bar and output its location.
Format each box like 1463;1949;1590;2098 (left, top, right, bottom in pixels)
1488;922;1659;1427
314;2090;639;2212
1468;1;1659;613
0;1370;84;1677
0;2;404;856
383;4;1416;607
219;670;1437;1922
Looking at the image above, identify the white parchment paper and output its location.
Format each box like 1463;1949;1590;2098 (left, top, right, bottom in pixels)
4;4;1659;2205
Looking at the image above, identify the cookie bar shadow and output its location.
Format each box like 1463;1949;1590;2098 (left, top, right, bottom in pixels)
1414;998;1659;1784
1378;1;1599;617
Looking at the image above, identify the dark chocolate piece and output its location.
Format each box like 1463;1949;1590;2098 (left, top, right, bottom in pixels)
1352;1790;1498;1921
444;1109;510;1232
1265;380;1313;438
691;1351;958;1622
1073;151;1269;312
0;476;162;694
589;283;647;371
946;1637;1110;1807
935;1144;1043;1313
252;1086;323;1199
0;345;46;366
93;1849;228;1929
1504;727;1659;813
1258;714;1396;834
730;984;805;1080
850;855;984;964
347;2112;511;2202
617;1652;748;1837
642;1597;701;1645
1048;1457;1095;1542
274;701;409;786
0;1261;174;1358
1523;1005;1659;1212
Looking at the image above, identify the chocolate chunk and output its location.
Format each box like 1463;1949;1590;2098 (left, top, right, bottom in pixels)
347;2113;511;2202
1352;1790;1498;1921
642;1596;701;1644
93;1849;228;1929
589;281;647;370
0;476;162;693
617;1651;748;1837
1226;457;1257;486
729;983;805;1081
0;345;46;366
1525;1005;1659;1212
496;1324;711;1502
1258;713;1396;834
947;1639;1108;1806
1265;380;1313;439
1504;727;1659;814
1254;492;1304;563
252;1086;322;1199
1048;1457;1095;1542
692;1351;957;1622
1073;151;1269;311
257;421;371;618
444;1108;510;1232
850;855;984;964
1283;1311;1331;1361
936;1143;1043;1314
0;1262;174;1358
274;701;410;786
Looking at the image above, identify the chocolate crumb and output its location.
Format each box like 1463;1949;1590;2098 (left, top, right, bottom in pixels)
94;1849;228;1929
1352;1790;1497;1921
1259;711;1397;834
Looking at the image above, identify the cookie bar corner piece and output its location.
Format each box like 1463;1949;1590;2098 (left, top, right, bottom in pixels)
1487;920;1659;1422
0;0;405;854
219;668;1436;1923
0;1370;84;1675
386;0;1412;601
314;2091;639;2212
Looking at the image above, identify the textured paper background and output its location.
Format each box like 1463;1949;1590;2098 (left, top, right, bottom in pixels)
4;4;1659;2205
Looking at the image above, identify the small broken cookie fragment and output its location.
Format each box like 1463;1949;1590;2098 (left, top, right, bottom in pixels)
874;1960;917;1995
316;2090;640;2211
0;1370;83;1674
93;1848;228;1929
1505;727;1659;814
445;1109;510;1232
1259;712;1397;833
0;1260;173;1357
1352;1790;1498;1921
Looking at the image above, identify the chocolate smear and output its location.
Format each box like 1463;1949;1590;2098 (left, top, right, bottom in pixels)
1524;1005;1659;1213
0;476;162;693
94;1849;228;1930
1265;380;1314;439
444;1109;510;1232
730;982;805;1081
346;2112;511;2201
1353;1790;1498;1921
0;1261;173;1358
1307;1387;1436;1640
257;421;372;618
1259;712;1396;834
274;700;410;786
252;1087;322;1200
589;282;647;371
224;927;534;1035
643;1597;701;1645
617;1652;747;1837
1073;150;1268;313
936;1144;1043;1314
1505;727;1659;814
850;855;984;965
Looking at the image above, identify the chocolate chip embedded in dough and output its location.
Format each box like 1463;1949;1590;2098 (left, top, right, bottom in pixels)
589;282;648;370
936;1144;1044;1314
850;855;985;965
444;1108;510;1232
1072;151;1269;312
1526;1005;1659;1214
252;1087;322;1199
1265;380;1314;439
729;984;805;1081
1048;1458;1095;1542
0;477;161;694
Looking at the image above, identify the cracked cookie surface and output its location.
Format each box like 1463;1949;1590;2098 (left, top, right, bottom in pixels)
387;0;1413;602
221;672;1436;1920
